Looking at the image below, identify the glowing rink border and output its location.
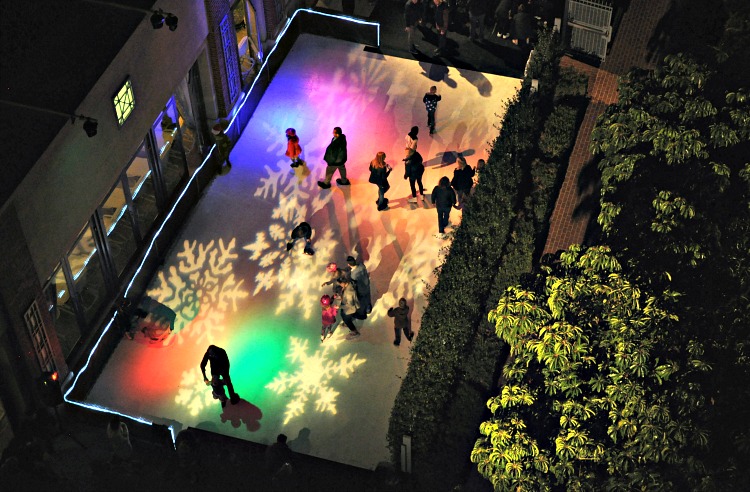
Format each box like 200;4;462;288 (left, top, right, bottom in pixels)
62;9;380;445
66;13;522;469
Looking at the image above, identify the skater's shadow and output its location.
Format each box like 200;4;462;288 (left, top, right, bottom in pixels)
220;398;263;432
288;428;312;454
424;149;476;168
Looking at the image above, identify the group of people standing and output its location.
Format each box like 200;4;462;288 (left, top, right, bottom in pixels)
403;0;556;55
319;256;372;340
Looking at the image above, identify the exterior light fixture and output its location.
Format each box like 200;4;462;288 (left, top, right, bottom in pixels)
150;11;165;29
83;118;98;137
165;13;178;31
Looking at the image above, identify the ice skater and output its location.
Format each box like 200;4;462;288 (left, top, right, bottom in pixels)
321;262;349;298
201;345;239;405
318;127;349;189
286;222;315;255
423;86;442;134
451;156;475;208
320;295;338;342
404;148;425;203
347;255;372;318
368;151;392;211
388;298;414;346
285;128;303;168
336;277;361;339
210;375;230;408
431;176;457;237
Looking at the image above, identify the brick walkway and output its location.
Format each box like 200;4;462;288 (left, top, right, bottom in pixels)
543;0;672;255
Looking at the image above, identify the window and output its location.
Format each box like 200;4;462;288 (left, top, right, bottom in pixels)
67;224;108;326
232;0;261;85
25;301;56;373
126;142;159;239
153;99;188;199
114;78;135;126
220;15;240;102
100;178;139;278
44;264;81;358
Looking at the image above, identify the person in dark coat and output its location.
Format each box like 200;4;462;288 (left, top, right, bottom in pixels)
200;345;238;404
347;255;372;317
337;277;361;338
265;434;293;476
388;298;414;346
511;3;534;46
451;156;475;208
318;127;349;188
467;0;486;41
432;0;450;55
369;151;392;211
286;221;314;255
404;0;423;54
213;120;232;168
404;148;425;202
493;0;517;39
431;176;457;235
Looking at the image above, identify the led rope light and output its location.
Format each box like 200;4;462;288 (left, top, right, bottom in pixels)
64;8;381;448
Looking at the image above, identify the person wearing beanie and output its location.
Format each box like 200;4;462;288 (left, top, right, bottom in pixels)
321;262;350;298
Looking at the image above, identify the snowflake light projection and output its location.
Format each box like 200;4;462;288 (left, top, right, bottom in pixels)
147;238;249;345
244;190;339;320
266;332;365;424
175;366;219;416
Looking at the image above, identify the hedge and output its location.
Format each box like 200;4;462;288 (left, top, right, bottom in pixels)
386;28;586;490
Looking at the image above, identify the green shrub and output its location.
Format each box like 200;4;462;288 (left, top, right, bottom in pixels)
539;104;578;159
554;67;589;101
386;28;578;491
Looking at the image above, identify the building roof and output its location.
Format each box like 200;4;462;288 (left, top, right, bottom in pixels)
0;0;157;208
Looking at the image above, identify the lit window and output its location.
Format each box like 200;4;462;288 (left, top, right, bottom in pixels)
113;79;135;126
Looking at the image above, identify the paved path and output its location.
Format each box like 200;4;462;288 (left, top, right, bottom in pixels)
543;0;672;254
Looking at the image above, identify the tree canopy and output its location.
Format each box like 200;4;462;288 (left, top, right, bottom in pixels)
591;54;750;274
471;246;714;491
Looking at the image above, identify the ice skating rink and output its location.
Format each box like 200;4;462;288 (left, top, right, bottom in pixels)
83;33;521;470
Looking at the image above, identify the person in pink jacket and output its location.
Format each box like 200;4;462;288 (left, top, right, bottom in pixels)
320;294;339;342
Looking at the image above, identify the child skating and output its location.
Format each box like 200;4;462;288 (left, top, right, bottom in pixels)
320;294;339;342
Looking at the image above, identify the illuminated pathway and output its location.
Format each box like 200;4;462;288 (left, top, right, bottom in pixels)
84;34;521;470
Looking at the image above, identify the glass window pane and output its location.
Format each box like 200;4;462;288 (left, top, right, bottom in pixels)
101;180;138;278
126;142;159;238
67;225;108;326
45;266;80;358
153;99;187;199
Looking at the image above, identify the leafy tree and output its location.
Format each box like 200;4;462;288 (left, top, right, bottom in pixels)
471;245;712;491
591;54;750;273
590;54;750;489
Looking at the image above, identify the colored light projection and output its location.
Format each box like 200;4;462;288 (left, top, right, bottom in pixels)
80;27;522;469
266;332;365;425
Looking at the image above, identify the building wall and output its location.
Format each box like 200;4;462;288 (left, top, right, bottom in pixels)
12;0;209;285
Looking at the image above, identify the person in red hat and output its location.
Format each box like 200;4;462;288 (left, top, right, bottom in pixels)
320;294;338;342
321;262;350;298
285;128;303;168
